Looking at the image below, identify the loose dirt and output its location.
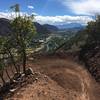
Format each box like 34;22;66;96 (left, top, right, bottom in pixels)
4;55;100;100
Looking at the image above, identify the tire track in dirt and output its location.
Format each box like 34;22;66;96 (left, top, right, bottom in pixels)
65;68;90;100
32;58;99;100
7;57;99;100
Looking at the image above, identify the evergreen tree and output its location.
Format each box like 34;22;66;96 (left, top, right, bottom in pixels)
10;4;36;74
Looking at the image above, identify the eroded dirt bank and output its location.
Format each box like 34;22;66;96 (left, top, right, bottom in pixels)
5;56;100;100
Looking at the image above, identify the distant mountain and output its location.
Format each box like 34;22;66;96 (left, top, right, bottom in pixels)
0;18;50;36
0;18;59;36
0;18;84;37
0;18;11;36
56;23;85;30
34;22;50;34
43;24;59;32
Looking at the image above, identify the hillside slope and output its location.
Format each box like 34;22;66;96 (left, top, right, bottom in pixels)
0;18;59;36
79;42;100;83
6;55;100;100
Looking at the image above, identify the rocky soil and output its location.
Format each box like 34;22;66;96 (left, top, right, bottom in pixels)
0;55;99;100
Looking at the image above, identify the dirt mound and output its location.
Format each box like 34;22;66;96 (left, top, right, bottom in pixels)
6;74;70;100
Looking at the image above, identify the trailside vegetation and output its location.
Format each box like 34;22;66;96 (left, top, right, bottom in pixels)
0;4;36;86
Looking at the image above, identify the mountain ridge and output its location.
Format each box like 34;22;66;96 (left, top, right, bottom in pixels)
56;23;85;29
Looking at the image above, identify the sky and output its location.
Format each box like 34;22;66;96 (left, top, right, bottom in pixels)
0;0;100;25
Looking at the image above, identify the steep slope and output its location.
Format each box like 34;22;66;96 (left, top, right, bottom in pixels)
79;42;100;83
6;56;100;100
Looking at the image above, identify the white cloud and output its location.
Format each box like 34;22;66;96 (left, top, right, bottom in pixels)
32;12;38;16
0;12;93;25
61;0;100;15
35;15;93;25
0;12;28;19
27;5;34;9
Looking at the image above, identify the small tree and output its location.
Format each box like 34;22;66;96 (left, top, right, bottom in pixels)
10;4;36;74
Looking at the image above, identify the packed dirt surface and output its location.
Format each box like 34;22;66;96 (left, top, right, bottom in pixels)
4;55;100;100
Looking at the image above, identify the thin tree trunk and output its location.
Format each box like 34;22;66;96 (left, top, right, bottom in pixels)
5;69;11;80
0;73;5;85
22;49;26;74
10;65;15;74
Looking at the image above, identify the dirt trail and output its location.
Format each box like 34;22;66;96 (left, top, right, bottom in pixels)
31;57;100;100
5;56;100;100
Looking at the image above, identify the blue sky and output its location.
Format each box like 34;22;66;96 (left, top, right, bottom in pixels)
31;0;73;16
0;0;100;25
0;0;73;16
